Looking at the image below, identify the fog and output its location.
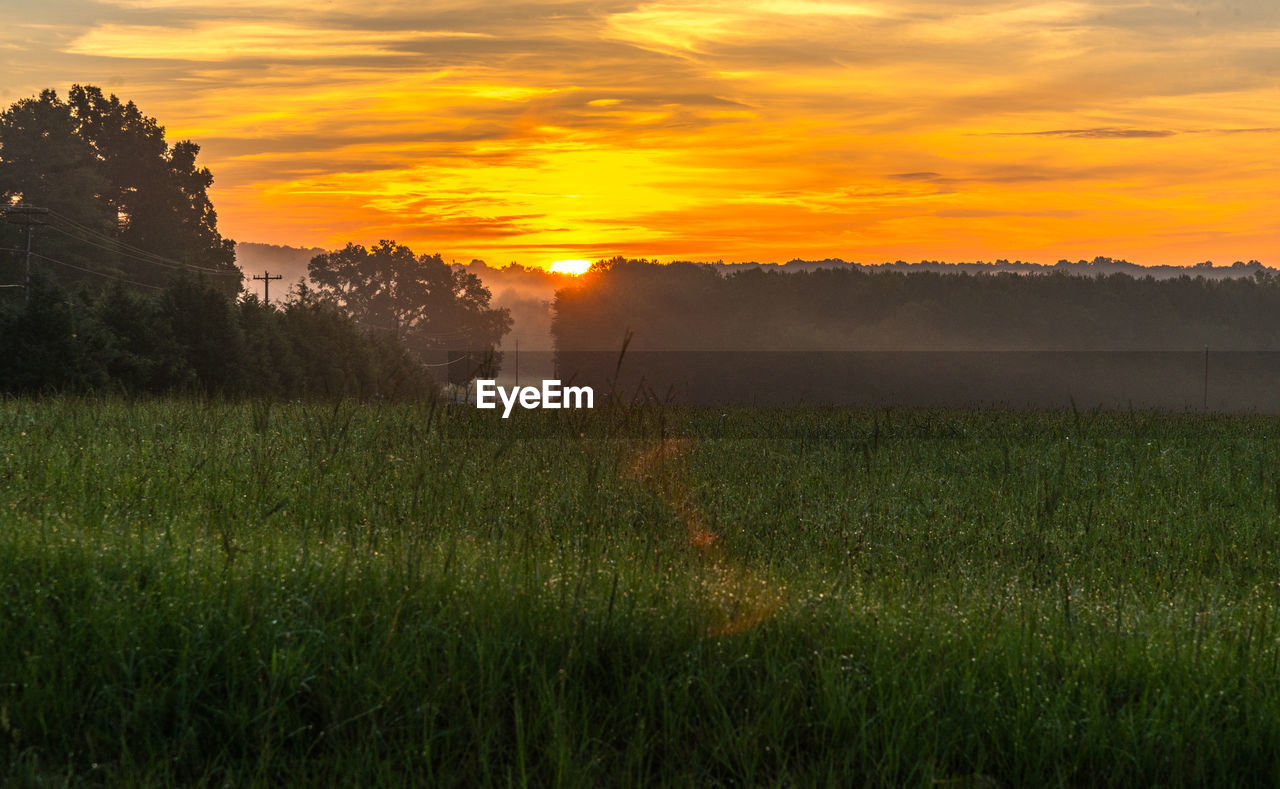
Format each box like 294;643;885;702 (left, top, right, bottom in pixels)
239;244;1274;352
550;260;1280;411
237;244;569;350
235;245;1280;408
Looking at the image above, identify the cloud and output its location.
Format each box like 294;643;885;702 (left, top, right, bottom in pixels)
400;213;547;239
995;127;1177;139
1206;127;1280;135
1;0;1276;266
933;208;1078;219
66;22;492;61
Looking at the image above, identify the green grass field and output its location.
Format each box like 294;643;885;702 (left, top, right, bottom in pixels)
4;398;1280;786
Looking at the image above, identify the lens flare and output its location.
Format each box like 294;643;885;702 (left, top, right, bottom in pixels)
627;437;783;637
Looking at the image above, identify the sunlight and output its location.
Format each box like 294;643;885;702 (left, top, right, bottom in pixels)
549;259;593;275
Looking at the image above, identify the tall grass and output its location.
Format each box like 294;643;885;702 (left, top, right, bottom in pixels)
3;398;1280;785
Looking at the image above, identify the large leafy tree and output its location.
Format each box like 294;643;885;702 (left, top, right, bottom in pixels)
308;240;512;360
0;90;110;231
0;85;239;291
66;86;235;273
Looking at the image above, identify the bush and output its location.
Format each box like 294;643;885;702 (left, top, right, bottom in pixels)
0;275;438;399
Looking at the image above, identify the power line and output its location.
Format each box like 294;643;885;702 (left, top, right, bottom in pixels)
29;252;165;291
44;224;206;274
44;220;239;277
421;356;475;368
356;320;480;340
46;209;231;273
418;327;481;338
48;209;190;262
2;245;165;291
3;204;49;305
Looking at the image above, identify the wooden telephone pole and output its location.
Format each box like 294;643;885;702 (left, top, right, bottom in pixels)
253;270;282;303
3;204;50;304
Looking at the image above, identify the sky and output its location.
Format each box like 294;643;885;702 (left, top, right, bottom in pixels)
1;0;1278;269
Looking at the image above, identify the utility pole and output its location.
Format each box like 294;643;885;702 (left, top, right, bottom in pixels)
4;204;50;305
253;270;282;303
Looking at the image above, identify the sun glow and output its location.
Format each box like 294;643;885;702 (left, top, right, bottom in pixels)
549;259;593;275
12;0;1277;265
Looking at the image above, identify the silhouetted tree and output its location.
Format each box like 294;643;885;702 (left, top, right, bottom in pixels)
0;90;110;230
308;240;512;361
94;283;192;391
0;275;438;398
162;276;245;393
0;275;106;392
0;86;240;293
67;86;237;278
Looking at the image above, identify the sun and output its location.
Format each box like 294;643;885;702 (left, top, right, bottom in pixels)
549;259;593;275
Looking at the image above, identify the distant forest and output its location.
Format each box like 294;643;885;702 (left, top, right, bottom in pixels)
712;255;1272;280
551;260;1280;409
553;259;1280;351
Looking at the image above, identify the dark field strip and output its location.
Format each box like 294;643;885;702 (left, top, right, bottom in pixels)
3;399;1280;786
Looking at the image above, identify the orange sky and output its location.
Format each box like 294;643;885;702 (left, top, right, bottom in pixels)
2;0;1278;269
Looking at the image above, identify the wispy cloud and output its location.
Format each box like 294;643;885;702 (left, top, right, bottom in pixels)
66;23;492;60
994;128;1177;139
0;0;1277;266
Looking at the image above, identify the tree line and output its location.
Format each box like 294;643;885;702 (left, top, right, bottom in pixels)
0;275;432;398
553;259;1280;351
1;86;510;398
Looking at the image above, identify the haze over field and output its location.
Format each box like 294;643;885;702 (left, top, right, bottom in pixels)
3;1;1277;269
237;241;1279;354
